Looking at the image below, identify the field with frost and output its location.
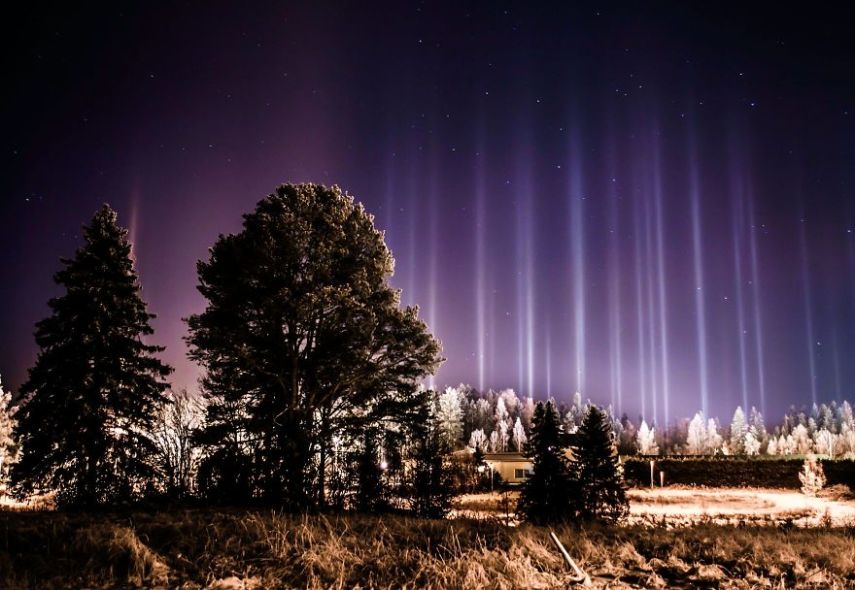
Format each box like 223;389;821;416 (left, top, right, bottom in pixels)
2;506;855;589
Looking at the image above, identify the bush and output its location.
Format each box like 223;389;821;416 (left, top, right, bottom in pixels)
799;457;826;496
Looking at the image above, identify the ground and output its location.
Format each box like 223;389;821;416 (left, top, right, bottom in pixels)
2;487;855;588
455;485;855;527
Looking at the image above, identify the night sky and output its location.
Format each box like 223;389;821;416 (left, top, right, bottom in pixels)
3;2;855;425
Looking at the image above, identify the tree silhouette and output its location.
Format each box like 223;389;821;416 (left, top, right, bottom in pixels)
187;184;442;509
12;205;171;507
570;405;628;523
517;401;575;524
410;399;454;519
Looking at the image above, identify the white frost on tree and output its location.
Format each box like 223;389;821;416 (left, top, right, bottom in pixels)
0;376;19;488
636;420;659;455
686;412;707;455
512;417;527;452
792;424;813;455
489;430;500;453
813;428;835;457
743;430;761;456
729;407;747;455
436;386;464;448
150;389;205;498
468;428;487;452
498;419;509;452
799;456;826;496
707;419;724;454
765;436;778;455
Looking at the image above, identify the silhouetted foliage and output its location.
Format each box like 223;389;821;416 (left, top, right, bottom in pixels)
11;205;172;508
186;184;442;509
355;429;387;512
410;401;454;518
517;401;576;524
570;405;628;523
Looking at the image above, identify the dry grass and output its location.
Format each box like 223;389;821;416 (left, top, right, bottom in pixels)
2;509;855;589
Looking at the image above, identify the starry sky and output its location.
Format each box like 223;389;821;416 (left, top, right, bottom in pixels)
2;2;855;425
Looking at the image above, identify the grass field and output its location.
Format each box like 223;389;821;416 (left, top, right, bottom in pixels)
2;508;855;589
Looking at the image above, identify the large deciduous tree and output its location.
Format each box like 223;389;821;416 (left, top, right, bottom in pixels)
12;205;171;507
187;184;442;509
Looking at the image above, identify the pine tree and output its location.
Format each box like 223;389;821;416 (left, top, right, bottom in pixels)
410;405;453;518
11;205;171;507
517;401;575;524
570;405;628;523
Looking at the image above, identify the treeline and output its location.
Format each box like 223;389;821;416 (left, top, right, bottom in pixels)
437;385;855;459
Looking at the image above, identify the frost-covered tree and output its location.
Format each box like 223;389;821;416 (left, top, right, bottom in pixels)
766;436;778;456
489;430;500;452
636;420;659;455
840;424;855;457
707;419;724;454
468;428;487;452
792;424;813;455
512;417;527;452
521;396;535;430
12;206;172;507
813;428;835;457
150;389;205;499
498;418;510;451
436;387;464;449
495;395;509;423
618;416;637;455
799;456;826;496
749;407;767;450
686;412;707;455
729;407;747;454
0;377;19;487
743;431;761;456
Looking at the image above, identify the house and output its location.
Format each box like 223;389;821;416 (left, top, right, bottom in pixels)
481;447;576;485
482;452;533;484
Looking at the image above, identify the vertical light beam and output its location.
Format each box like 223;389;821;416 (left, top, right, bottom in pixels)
689;136;710;416
799;216;818;406
474;135;487;392
747;197;767;416
569;129;586;395
652;129;670;426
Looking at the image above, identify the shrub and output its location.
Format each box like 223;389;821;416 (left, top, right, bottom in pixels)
799;456;826;496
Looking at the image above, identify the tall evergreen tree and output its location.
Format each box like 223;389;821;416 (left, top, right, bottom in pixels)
410;398;454;519
517;401;575;524
187;184;442;509
12;205;171;507
570;405;628;523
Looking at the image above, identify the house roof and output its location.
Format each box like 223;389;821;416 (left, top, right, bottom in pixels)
483;452;529;462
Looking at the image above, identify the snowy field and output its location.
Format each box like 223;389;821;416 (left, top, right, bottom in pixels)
455;486;855;527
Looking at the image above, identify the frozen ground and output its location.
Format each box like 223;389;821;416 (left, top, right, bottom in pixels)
455;485;855;527
628;485;855;526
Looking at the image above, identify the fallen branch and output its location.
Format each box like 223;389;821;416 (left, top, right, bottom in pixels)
549;530;591;586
